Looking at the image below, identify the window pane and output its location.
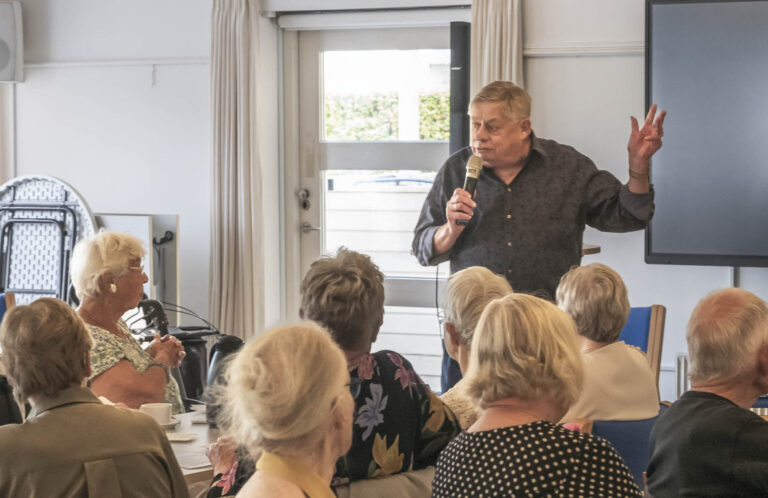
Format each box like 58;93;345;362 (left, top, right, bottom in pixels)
323;50;450;142
323;169;449;279
378;305;443;392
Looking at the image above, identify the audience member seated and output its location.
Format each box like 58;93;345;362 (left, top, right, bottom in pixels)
432;293;642;497
440;266;512;429
556;263;658;422
0;298;188;497
208;248;459;497
217;322;355;498
647;288;768;497
71;231;186;413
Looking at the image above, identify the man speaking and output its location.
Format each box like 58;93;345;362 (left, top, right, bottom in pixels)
411;81;666;389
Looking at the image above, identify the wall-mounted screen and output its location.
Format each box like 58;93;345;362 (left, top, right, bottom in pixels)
646;0;768;267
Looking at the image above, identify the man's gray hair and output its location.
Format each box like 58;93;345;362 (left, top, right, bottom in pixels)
687;288;768;384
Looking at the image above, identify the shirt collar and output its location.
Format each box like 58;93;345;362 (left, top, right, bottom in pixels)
29;385;102;417
526;130;548;162
256;451;336;498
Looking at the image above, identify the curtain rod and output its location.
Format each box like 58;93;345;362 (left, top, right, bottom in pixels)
267;5;470;17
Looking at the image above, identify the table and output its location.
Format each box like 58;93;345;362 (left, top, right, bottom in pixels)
168;410;218;485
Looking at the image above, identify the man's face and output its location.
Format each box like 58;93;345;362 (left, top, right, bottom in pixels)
470;101;531;170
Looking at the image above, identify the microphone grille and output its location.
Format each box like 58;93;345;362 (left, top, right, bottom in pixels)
466;155;482;178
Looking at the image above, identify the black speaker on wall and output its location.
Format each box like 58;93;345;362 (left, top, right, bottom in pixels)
449;21;470;155
0;1;23;82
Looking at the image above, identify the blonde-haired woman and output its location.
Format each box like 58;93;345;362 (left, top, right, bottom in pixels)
219;323;354;498
70;231;185;413
440;266;512;428
556;263;658;422
432;294;642;497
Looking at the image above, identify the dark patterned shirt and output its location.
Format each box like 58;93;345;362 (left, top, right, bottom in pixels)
412;137;654;297
433;421;642;497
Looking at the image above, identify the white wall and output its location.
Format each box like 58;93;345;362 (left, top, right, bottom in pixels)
523;0;768;401
5;0;282;331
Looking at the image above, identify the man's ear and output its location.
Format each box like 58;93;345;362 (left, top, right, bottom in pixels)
83;351;92;381
444;323;461;360
519;119;532;138
756;344;768;392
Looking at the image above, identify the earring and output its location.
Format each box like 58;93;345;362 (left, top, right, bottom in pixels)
109;283;118;293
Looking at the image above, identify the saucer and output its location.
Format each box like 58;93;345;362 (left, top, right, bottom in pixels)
160;417;181;430
166;432;197;442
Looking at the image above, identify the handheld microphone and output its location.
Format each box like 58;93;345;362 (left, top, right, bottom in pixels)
456;155;482;226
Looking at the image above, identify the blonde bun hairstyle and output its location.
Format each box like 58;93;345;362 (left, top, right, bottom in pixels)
220;322;348;452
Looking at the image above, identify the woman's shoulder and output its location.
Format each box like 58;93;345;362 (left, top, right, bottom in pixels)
236;472;306;498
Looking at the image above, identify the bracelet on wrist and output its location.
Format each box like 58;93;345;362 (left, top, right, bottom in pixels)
629;168;649;180
148;362;170;382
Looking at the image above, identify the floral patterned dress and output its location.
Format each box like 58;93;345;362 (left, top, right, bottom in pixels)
87;321;184;414
207;350;460;497
333;350;460;483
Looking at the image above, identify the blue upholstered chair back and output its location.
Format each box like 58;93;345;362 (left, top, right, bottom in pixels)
592;415;659;488
0;293;14;324
619;306;652;352
618;305;666;388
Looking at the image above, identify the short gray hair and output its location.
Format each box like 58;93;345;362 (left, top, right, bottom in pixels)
444;266;512;347
219;322;348;453
70;231;145;300
687;288;768;384
0;298;92;400
465;293;584;413
300;248;385;350
556;263;630;343
470;81;531;121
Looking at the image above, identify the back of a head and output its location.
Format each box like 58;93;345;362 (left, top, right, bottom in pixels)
556;263;630;343
70;230;145;300
220;322;348;453
466;293;583;412
0;298;92;400
470;80;531;121
687;288;768;384
444;266;513;347
300;248;385;350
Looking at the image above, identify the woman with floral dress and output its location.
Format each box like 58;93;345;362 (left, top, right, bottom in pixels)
207;248;459;496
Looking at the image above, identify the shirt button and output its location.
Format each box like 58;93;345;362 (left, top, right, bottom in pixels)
506;188;512;192
507;269;513;274
507;242;512;247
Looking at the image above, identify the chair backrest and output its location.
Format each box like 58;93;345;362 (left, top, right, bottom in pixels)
591;416;659;489
619;305;666;388
0;293;16;324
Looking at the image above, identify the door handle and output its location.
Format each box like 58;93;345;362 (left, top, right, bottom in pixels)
300;222;321;234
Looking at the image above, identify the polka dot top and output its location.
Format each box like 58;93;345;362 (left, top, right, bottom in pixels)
433;421;641;497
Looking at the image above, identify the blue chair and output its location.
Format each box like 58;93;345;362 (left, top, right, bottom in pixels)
0;293;20;426
619;305;666;388
591;415;659;488
0;293;15;323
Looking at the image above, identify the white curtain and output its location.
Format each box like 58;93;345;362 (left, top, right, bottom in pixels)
470;0;525;94
209;0;264;339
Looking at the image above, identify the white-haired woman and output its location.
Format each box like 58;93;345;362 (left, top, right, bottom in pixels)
432;294;642;497
556;263;658;422
70;231;185;413
219;322;355;498
441;266;512;429
0;298;187;497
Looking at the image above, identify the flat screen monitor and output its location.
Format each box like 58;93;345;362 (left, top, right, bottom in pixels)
645;0;768;267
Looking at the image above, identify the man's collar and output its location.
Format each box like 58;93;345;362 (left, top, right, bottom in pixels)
528;130;547;160
29;385;102;417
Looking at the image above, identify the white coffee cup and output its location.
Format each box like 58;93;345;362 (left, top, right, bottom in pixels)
140;402;172;425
